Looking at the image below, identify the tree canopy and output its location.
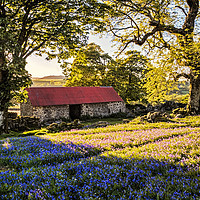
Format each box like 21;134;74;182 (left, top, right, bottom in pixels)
64;43;149;103
0;0;107;131
64;43;113;87
103;0;200;112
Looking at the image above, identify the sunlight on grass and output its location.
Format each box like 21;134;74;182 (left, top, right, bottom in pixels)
0;116;200;199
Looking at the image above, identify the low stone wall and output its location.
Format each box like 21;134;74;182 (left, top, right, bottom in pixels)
8;116;40;131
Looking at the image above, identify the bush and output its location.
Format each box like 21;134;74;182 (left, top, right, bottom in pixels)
172;108;188;115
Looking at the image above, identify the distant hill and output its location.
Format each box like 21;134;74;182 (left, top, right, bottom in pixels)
31;75;65;87
33;75;65;80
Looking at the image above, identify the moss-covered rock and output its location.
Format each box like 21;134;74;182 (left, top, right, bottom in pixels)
47;120;84;133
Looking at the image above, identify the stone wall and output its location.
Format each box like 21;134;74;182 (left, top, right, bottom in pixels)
21;100;125;122
21;100;70;122
8;116;40;131
20;99;33;116
32;105;70;122
81;101;126;118
108;101;126;114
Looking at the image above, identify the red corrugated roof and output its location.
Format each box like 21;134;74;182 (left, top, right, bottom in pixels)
26;87;123;107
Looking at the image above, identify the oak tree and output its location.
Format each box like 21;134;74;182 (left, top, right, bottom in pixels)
64;43;113;87
0;0;106;132
103;0;200;113
64;43;148;103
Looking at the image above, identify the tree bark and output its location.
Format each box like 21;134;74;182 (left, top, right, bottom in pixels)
0;54;9;134
0;69;6;133
0;110;3;131
188;74;200;114
0;106;8;134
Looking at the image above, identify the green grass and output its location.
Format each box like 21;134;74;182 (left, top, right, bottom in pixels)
1;115;200;199
2;115;200;140
81;117;130;126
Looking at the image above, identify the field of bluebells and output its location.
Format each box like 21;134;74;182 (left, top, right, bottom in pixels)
1;117;200;199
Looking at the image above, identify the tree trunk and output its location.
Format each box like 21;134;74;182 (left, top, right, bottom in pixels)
0;68;9;134
0;108;8;134
188;74;200;114
0;110;3;130
0;68;4;133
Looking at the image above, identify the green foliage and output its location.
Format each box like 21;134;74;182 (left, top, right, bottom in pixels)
102;0;200;111
0;0;107;131
165;94;189;104
144;64;178;104
64;43;114;87
113;50;149;102
64;43;149;102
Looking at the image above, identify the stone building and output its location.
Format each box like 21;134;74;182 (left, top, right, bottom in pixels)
20;87;126;122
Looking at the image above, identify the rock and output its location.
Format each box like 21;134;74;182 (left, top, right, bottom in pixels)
172;108;188;116
122;119;130;123
175;114;184;118
147;111;169;123
8;116;40;132
146;104;154;112
8;112;18;119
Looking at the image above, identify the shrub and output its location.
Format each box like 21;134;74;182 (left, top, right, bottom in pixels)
172;108;188;115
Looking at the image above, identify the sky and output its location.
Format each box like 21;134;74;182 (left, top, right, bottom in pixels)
26;34;115;78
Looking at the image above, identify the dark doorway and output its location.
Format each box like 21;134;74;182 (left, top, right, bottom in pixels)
69;104;81;120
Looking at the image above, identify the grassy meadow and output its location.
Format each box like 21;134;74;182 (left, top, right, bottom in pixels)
0;116;200;199
32;76;65;87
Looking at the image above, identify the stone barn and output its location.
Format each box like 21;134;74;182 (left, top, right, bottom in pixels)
20;87;126;122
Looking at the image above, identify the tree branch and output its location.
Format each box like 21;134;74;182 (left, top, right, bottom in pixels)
175;5;187;16
175;73;190;81
183;0;199;33
24;40;46;59
149;20;186;35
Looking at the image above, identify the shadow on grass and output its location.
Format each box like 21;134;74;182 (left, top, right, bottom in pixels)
0;136;199;199
0;136;102;171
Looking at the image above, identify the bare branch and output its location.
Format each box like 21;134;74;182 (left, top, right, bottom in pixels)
136;27;160;45
149;20;186;35
116;26;160;56
112;26;135;31
175;5;187;16
122;11;140;38
175;73;190;81
24;40;46;59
